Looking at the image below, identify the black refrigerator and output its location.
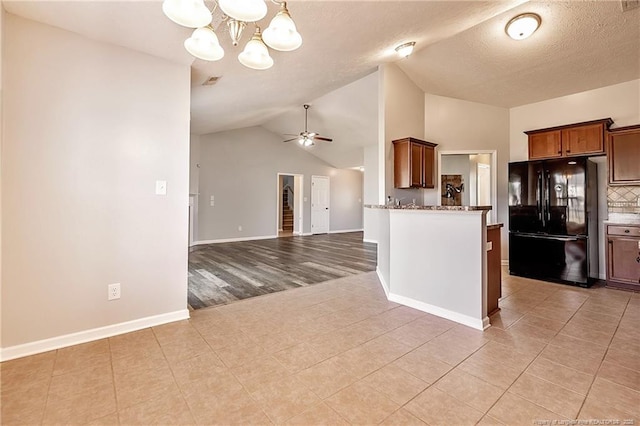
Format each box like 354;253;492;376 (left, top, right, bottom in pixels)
508;157;598;287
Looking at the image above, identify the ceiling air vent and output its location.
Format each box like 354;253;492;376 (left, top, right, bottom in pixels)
202;76;221;86
621;0;640;12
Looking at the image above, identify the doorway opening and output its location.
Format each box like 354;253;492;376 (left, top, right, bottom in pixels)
277;173;303;237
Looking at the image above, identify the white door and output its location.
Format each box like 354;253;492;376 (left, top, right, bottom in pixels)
311;176;330;234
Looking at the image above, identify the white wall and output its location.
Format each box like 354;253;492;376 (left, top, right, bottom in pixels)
1;14;191;352
380;63;427;204
189;133;201;194
196;126;363;241
424;94;510;258
509;79;640;278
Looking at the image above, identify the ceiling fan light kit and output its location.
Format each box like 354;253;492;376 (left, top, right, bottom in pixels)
162;0;302;70
283;104;333;147
505;13;541;40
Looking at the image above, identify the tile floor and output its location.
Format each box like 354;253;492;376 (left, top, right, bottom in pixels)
1;269;639;425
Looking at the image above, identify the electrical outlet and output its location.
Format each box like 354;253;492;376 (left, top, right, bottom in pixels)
108;283;121;301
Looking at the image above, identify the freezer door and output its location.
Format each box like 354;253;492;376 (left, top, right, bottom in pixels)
509;232;589;286
543;158;587;236
509;161;544;233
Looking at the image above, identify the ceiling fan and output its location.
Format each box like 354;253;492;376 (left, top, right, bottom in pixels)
283;104;333;147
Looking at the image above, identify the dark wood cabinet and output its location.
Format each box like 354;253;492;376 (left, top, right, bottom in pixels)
525;118;613;160
607;124;640;185
606;224;640;291
393;137;437;189
487;224;503;316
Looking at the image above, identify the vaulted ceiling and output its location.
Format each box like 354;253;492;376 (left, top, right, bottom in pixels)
4;0;639;168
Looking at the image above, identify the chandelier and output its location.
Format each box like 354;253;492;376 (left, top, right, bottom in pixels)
162;0;302;70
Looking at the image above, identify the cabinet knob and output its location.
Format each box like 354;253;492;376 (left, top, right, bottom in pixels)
566;149;571;153
624;229;630;233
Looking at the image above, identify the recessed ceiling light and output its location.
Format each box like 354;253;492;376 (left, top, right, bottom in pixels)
395;41;416;58
505;13;541;40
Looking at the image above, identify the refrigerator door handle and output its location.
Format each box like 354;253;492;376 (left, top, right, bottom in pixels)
537;171;543;223
512;232;582;242
545;170;551;223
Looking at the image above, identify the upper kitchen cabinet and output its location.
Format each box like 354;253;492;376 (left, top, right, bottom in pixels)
393;137;438;189
608;124;640;185
525;118;613;160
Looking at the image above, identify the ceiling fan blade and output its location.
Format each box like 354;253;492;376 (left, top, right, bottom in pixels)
283;133;300;136
314;136;333;142
283;138;299;143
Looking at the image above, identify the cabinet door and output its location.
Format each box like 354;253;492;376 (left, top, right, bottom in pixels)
607;236;640;288
529;131;562;160
422;145;435;188
410;143;423;187
608;129;640;185
562;124;604;156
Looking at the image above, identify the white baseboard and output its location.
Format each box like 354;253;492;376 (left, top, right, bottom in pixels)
388;293;489;331
302;232;313;236
329;228;364;234
501;260;509;266
375;267;390;298
363;238;378;244
0;309;190;362
193;235;277;245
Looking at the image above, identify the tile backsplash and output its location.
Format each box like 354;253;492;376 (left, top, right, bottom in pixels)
607;185;640;213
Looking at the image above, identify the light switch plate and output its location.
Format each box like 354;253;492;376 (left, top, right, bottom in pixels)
155;180;167;195
486;241;493;251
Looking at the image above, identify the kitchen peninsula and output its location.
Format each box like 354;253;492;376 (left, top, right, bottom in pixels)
366;204;494;330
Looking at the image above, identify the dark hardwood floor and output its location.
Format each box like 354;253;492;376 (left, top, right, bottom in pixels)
188;232;377;309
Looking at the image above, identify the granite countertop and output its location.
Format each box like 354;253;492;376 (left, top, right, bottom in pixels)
603;213;640;225
365;204;492;211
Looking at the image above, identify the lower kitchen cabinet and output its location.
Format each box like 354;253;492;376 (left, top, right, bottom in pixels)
606;224;640;291
487;224;503;315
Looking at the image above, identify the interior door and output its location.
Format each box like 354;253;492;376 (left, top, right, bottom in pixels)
311;176;330;234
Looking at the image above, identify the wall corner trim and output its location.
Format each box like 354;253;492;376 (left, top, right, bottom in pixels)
0;309;190;362
363;238;378;244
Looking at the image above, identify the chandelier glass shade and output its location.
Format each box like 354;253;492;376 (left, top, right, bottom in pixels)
162;0;302;70
238;27;274;70
184;27;225;61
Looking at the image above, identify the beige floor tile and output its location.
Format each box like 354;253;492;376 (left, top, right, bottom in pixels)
48;363;114;401
539;343;603;375
509;373;586;418
587;377;640;417
386;319;450;348
360;364;428;405
561;321;616;346
200;327;255;351
488;392;568;425
53;339;111;376
0;351;56;383
610;333;640;356
527;305;575;323
405;386;484;426
380;408;428;425
476;415;506;425
152;320;201;345
294;357;357;399
515;313;567;333
333;346;388;379
249;375;321;423
571;308;622;325
416;337;483;366
117;388;195;425
109;328;161;360
526;357;594;395
325;381;400;424
482;326;547;354
185;387;270;425
158;334;212;364
471;340;537;371
284;402;349;425
43;381;117;424
113;361;178;409
548;333;608;358
489;307;524;329
215;341;267;368
249;330;301;353
597;360;640;392
274;342;328;373
181;368;244;401
0;376;49;425
170;351;226;388
506;321;558;342
457;354;523;390
360;334;414;364
435;368;504;412
231;355;292;393
605;346;640;372
392;349;452;384
87;413;120;425
578;394;639;422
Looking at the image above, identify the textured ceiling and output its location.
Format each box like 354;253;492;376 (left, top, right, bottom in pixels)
4;0;639;165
